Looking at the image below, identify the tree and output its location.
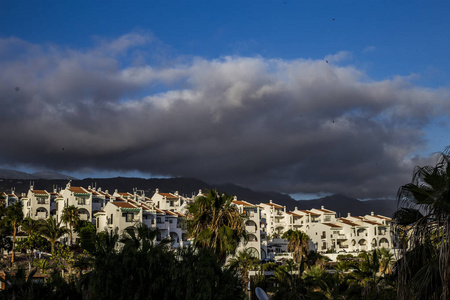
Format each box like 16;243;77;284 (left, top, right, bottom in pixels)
281;229;310;265
394;148;450;300
186;189;246;263
5;201;24;263
39;216;68;253
20;217;42;236
229;248;258;292
61;206;79;247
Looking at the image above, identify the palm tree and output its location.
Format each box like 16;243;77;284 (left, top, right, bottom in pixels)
394;148;450;300
229;248;258;292
20;217;42;236
281;229;309;265
61;205;79;247
5;201;24;263
186;189;246;263
39;216;68;253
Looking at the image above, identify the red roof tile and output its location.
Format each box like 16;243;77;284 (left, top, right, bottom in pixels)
32;190;48;195
159;193;178;199
112;201;137;209
69;187;88;194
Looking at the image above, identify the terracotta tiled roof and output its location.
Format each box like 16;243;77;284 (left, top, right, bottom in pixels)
164;210;177;216
232;200;255;207
159;193;178;199
300;210;320;216
155;208;165;214
323;223;342;228
287;211;303;217
374;215;392;221
315;208;336;214
264;202;284;209
364;220;382;226
174;212;185;217
339;218;360;227
32;190;48;195
69;187;88;194
112;201;137;209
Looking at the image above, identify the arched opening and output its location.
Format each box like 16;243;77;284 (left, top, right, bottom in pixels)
78;208;90;221
275;226;284;235
36;207;48;219
351;239;356;246
247;233;258;242
371;238;377;247
379;238;389;248
246;247;259;259
358;239;367;250
245;220;257;233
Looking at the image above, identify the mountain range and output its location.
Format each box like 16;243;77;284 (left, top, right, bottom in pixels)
0;169;398;217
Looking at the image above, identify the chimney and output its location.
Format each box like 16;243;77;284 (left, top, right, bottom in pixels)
175;191;178;196
371;211;374;216
155;188;159;194
347;213;351;217
270;200;273;203
321;205;324;209
295;207;298;211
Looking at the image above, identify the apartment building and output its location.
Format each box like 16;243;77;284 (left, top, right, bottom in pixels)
232;199;267;259
16;180;394;258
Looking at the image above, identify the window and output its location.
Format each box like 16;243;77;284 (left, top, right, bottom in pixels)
77;197;86;205
126;213;133;222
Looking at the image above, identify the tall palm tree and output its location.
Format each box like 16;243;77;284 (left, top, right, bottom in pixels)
5;201;24;263
282;229;309;265
39;216;68;253
61;205;79;247
186;189;246;263
229;248;258;292
394;148;450;300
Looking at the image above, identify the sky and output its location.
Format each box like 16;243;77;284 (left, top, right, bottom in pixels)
1;0;450;200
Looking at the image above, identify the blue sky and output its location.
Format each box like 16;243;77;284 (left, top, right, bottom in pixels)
1;1;449;199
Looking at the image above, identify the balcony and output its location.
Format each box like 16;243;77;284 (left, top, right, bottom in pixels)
36;212;47;219
245;226;257;233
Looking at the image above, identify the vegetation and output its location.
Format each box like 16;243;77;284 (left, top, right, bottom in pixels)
61;206;79;247
394;148;450;300
39;216;68;253
281;229;309;265
186;189;246;263
0;174;447;300
4;202;24;263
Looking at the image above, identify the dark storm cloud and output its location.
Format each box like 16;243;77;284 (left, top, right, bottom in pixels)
1;34;449;198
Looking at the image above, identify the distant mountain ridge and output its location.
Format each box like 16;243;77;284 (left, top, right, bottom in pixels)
0;172;398;217
0;169;78;180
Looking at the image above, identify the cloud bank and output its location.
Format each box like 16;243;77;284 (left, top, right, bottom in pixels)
1;34;449;199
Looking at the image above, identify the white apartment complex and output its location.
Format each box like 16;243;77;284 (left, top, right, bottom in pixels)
16;182;394;259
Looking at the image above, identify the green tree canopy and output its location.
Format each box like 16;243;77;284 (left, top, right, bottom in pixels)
394;148;450;300
186;189;246;263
